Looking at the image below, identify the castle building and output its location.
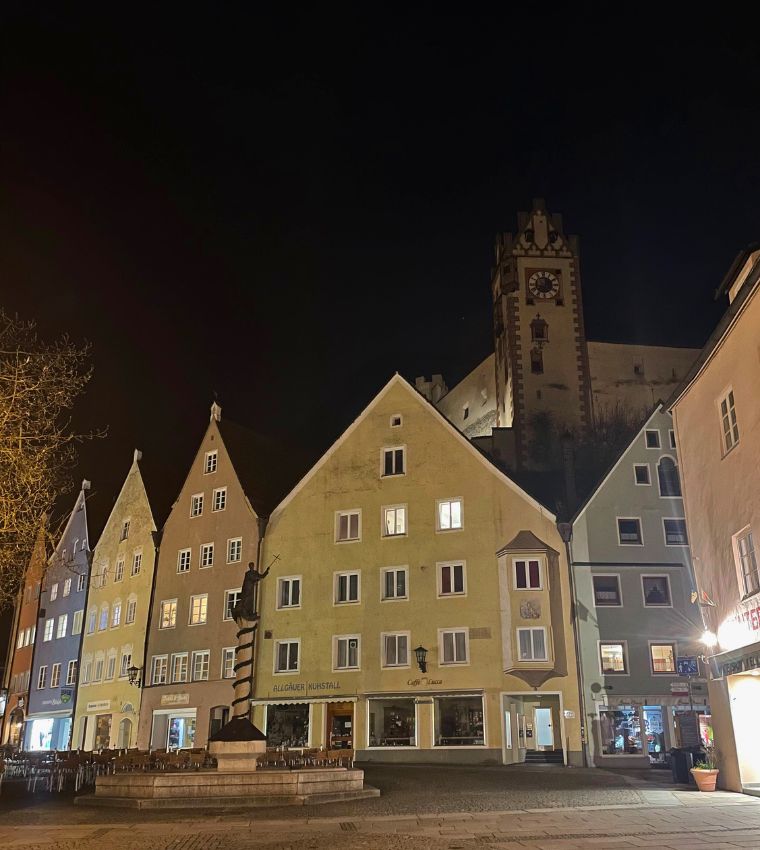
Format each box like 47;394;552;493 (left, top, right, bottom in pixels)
425;200;700;470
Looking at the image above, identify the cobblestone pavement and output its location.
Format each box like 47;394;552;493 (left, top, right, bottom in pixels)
2;766;760;849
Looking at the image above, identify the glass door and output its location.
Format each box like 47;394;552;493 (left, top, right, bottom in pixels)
167;714;197;750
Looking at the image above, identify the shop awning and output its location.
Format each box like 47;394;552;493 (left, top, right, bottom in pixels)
708;639;760;679
252;696;358;705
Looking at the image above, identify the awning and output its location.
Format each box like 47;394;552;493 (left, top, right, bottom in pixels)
252;696;358;706
708;639;760;679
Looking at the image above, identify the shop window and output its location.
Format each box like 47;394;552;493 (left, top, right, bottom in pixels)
382;505;407;537
663;519;688;546
599;707;642;755
642;575;671;607
94;714;112;750
368;698;416;747
599;642;628;674
592;575;622;607
381;567;407;600
643;706;666;762
266;704;310;748
434;696;484;746
437;498;463;531
657;457;682;497
514;559;541;590
650;643;676;674
617;518;642;545
517;627;547;661
438;562;466;596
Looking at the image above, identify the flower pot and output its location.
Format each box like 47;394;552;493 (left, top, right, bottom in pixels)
691;768;719;791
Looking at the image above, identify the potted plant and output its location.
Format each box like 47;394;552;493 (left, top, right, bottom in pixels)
691;747;719;791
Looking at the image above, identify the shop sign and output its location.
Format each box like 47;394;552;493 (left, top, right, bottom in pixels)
721;651;760;678
86;700;111;712
670;682;690;695
271;681;341;694
676;656;698;677
160;693;190;706
563;709;576;719
60;688;74;704
406;677;443;687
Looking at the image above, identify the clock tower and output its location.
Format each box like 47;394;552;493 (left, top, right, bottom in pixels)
491;199;592;469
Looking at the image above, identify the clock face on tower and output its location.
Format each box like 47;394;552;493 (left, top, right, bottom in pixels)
527;270;560;300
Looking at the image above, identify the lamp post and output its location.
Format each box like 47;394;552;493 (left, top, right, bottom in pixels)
414;646;428;674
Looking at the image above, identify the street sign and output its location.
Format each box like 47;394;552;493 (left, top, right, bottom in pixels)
670;681;690;695
677;656;699;677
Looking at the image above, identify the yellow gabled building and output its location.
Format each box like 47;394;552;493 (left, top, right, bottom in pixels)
253;375;583;765
73;451;157;750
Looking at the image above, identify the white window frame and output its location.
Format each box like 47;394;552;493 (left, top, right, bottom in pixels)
598;640;629;675
98;603;110;631
226;537;242;563
633;463;651;486
125;597;137;624
516;626;549;662
115;559;125;582
177;548;191;573
111;600;122;628
381;504;407;538
190;493;204;517
200;542;214;569
224;588;242;621
56;614;68;639
718;387;740;455
334;570;361;605
72;609;84;635
438;628;470;665
656;455;682;499
77;573;86;593
663;518;689;546
513;557;543;590
37;665;47;689
335;509;361;543
63;578;71;597
333;634;361;671
86;608;97;635
43;618;54;642
437;561;467;597
204;450;218;474
390;414;403;428
644;429;661;449
105;653;116;681
381;631;411;668
50;583;58;602
273;639;301;674
381;445;406;477
119;651;132;679
131;551;143;576
50;663;61;688
649;640;677;675
189;593;208;626
121;519;131;541
734;527;759;598
192;649;210;681
171;652;189;683
152;655;168;685
617;516;644;546
436;498;464;532
159;599;177;630
222;647;236;679
381;565;408;601
641;574;673;608
212;487;227;512
66;660;77;686
591;574;623;607
276;576;302;610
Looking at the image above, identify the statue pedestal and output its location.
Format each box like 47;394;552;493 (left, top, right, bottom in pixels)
208;739;267;772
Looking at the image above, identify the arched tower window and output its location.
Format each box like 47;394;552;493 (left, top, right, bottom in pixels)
657;457;681;497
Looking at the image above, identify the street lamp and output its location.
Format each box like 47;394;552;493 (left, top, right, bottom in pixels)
127;664;142;687
414;646;428;674
701;630;718;648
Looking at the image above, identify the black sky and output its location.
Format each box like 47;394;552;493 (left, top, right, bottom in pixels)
2;6;759;534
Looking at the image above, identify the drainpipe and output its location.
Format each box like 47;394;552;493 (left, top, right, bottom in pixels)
557;521;589;768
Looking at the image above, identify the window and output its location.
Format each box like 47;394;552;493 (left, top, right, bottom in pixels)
177;549;191;573
131;552;142;576
669;430;677;449
434;695;484;746
160;599;177;629
227;538;242;563
63;578;71;597
737;530;759;597
119;652;131;678
382;632;409;667
98;604;109;631
171;653;189;683
152;655;168;685
224;588;242;620
77;573;86;593
72;609;83;635
204;450;218;474
275;640;300;673
335;571;360;604
440;629;469;664
369;697;416;747
200;543;214;568
517;627;548;661
115;559;125;582
277;576;301;608
222;647;236;679
514;559;542;590
189;594;208;625
463;404;469;420
190;493;204;517
599;707;642;755
56;614;68;639
111;600;122;627
334;636;360;670
617;518;643;545
530;347;543;374
593;575;622;606
50;663;61;688
642;575;671;607
86;608;97;634
381;567;407;600
650;643;676;674
390;414;403;427
125;597;136;624
121;519;130;541
645;429;660;449
82;660;92;684
66;660;77;686
43;618;54;641
37;666;47;689
633;464;651;485
664;519;689;546
720;389;739;453
657;457;682;497
437;498;463;531
93;657;104;682
212;487;227;512
97;567;108;588
599;642;628;674
106;655;116;680
438;562;466;596
382;447;405;476
50;583;58;601
382;505;407;537
192;650;210;681
335;510;361;542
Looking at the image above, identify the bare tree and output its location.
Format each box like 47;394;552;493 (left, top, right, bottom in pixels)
0;310;96;609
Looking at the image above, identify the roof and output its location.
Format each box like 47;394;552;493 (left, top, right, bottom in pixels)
497;530;559;556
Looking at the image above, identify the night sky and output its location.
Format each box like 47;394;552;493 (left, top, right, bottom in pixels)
2;7;759;536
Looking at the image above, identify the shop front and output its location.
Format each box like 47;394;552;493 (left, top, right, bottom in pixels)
502;692;564;764
24;710;72;751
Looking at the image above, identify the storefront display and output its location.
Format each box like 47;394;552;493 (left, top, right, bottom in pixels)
94;713;112;750
167;714;196;750
434;696;484;746
266;704;310;747
642;705;665;763
599;707;642;755
368;699;416;746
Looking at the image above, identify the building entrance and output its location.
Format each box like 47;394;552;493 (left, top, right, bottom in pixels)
326;701;354;749
502;692;564;765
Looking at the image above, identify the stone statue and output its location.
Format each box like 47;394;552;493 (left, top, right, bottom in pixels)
233;561;270;622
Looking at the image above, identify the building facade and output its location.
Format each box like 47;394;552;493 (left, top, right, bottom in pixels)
1;521;47;747
253;375;583;765
25;483;91;751
73;451;157;750
569;406;706;768
671;245;760;794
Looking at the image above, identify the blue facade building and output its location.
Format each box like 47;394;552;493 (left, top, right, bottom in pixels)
25;482;91;751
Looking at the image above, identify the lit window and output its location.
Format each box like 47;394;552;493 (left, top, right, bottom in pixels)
171;653;188;683
131;552;142;576
190;494;204;517
224;588;242;620
275;640;300;673
56;614;68;639
200;543;214;568
517;627;547;661
642;575;671;607
227;538;242;563
50;664;61;688
189;594;208;625
633;464;650;485
657;458;681;497
111;600;122;627
43;618;54;642
152;655;168;685
72;609;83;635
335;510;361;542
592;575;622;606
115;559;125;582
650;643;676;674
50;583;58;602
63;578;71;597
440;629;468;664
664;519;688;546
736;529;758;597
438;562;466;596
159;600;177;629
222;647;236;679
617;518;643;545
277;576;301;608
382;447;405;476
98;604;109;631
334;636;360;670
125;597;137;624
177;549;191;573
719;389;739;453
437;498;463;531
514;559;542;590
335;571;360;604
381;567;407;600
599;642;627;674
645;430;660;449
212;487;227;512
383;505;406;537
204;450;218;474
192;650;210;681
382;633;409;667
